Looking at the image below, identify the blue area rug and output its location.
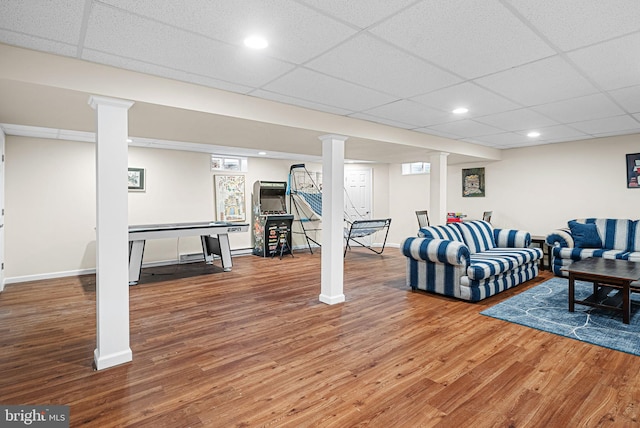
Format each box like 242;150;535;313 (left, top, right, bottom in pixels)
481;277;640;356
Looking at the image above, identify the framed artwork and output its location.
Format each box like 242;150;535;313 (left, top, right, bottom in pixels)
462;167;485;197
128;167;146;192
626;153;640;188
214;175;246;221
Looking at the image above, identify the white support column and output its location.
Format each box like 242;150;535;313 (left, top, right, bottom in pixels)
429;152;449;226
89;95;134;370
319;134;347;305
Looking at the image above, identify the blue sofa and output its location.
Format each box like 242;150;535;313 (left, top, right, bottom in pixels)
400;220;543;301
546;218;640;277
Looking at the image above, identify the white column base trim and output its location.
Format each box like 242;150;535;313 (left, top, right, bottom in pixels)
319;293;345;305
94;347;132;370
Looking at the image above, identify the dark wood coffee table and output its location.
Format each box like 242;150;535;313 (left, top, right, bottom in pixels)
566;258;640;324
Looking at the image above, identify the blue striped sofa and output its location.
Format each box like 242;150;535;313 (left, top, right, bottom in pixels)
546;218;640;277
400;220;543;302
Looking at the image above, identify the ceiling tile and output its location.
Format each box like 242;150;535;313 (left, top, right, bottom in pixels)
531;93;626;123
608;85;640;114
298;0;416;29
474;108;558;132
474;56;599;106
362;100;450;128
262;68;397;112
506;0;640;51
83;3;294;88
462;132;531;147
568;33;640;91
306;33;461;98
84;49;255;94
370;0;555;78
411;82;520;118
0;30;78;57
250;89;353;116
0;0;85;45
349;112;415;130
517;124;588;141
569;115;640;134
426;119;505;138
100;0;357;63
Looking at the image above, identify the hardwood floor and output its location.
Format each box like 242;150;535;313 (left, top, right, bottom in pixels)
1;250;639;427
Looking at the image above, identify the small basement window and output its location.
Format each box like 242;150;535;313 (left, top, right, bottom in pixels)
211;155;248;172
401;162;430;175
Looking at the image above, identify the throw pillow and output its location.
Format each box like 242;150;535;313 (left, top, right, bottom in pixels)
568;220;603;248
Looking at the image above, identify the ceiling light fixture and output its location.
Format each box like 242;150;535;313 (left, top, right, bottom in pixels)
258;151;267;155
527;131;541;138
452;107;469;114
244;35;268;49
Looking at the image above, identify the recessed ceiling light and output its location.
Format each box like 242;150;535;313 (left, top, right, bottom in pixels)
244;35;268;49
527;131;541;138
452;107;469;114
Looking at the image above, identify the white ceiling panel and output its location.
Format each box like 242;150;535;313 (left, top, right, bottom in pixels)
262;68;397;112
475;108;558;132
1;0;640;157
463;132;531;148
569;115;640;134
362;100;450;128
298;0;416;29
84;3;294;88
100;0;357;64
474;56;599;106
532;93;626;124
506;0;640;51
411;82;520;118
609;86;640;114
568;33;640;91
427;120;505;139
0;0;85;45
370;0;555;79
305;33;461;98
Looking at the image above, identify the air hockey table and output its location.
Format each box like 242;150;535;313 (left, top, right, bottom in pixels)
128;221;249;285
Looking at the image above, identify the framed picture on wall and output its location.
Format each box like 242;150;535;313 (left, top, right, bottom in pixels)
214;175;246;221
462;167;485;197
128;167;146;192
626;153;640;188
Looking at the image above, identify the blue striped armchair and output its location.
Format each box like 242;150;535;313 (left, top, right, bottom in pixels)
400;220;543;301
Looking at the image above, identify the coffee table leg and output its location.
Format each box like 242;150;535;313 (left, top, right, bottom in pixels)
623;281;630;324
569;274;575;312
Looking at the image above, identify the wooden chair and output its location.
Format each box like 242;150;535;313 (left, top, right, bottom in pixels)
482;211;493;223
415;210;430;228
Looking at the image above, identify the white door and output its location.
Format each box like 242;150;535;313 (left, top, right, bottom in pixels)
344;168;372;246
0;130;5;291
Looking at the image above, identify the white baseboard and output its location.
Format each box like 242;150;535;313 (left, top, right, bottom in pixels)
4;248;256;285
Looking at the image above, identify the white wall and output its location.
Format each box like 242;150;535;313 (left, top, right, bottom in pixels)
446;134;640;236
6;132;640;280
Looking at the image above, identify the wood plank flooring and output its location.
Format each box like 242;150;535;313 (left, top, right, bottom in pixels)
1;249;639;427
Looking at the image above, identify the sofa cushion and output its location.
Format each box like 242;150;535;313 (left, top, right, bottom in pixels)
455;220;495;254
554;247;628;261
575;218;633;251
630;220;640;252
467;247;542;280
568;220;602;248
418;224;464;242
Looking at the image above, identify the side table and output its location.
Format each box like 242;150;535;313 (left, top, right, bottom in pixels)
530;235;548;271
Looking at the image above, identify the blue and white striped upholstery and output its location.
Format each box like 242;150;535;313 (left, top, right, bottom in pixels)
418;224;464;242
546;218;640;276
467;247;543;280
400;223;542;302
494;228;531;248
454;220;495;254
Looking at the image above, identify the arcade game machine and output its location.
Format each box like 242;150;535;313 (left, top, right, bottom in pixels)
252;181;294;258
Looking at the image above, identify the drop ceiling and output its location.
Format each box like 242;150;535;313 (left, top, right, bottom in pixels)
0;0;639;159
